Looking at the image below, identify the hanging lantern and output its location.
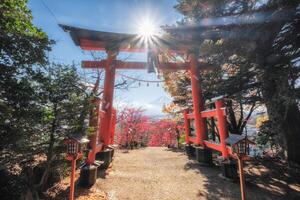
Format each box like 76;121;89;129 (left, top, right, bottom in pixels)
147;51;157;73
157;83;159;87
66;139;78;155
138;82;141;87
226;134;255;157
65;135;89;160
147;82;149;87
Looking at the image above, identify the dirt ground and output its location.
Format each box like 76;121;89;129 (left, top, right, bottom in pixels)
92;147;296;200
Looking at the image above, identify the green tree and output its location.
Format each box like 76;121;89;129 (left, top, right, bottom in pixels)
27;63;90;193
0;0;53;148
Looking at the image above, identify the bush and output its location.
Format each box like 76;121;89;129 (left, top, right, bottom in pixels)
256;120;280;154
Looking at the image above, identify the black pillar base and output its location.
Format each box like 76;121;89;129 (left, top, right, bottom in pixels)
79;164;97;188
96;148;113;169
110;147;115;159
96;167;106;178
195;146;212;165
221;161;238;180
185;144;196;158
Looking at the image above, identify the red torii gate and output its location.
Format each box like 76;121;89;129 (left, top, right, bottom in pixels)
60;24;232;186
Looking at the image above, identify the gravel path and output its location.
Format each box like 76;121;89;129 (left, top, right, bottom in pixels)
95;147;278;200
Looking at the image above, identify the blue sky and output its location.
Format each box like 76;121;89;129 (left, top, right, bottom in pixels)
28;0;183;116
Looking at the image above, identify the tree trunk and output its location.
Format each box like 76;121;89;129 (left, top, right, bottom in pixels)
283;104;300;166
34;107;57;191
262;69;300;166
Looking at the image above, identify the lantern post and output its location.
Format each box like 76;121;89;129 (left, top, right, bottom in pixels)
65;136;89;200
237;155;246;200
226;134;255;200
70;158;76;200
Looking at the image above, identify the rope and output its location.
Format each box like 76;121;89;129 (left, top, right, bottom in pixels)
84;72;165;89
116;73;165;83
40;0;60;25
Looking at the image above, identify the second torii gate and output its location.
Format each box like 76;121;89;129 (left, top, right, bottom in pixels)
60;24;231;186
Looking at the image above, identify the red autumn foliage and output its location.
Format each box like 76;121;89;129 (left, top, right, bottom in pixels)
147;119;178;147
116;107;150;148
116;107;179;148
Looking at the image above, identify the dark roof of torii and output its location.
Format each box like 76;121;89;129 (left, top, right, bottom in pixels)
59;24;196;52
59;8;292;53
60;25;133;46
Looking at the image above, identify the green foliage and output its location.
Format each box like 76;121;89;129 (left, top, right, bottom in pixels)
87;126;96;136
0;0;53;67
42;107;55;123
178;133;186;145
32;63;90;156
1;0;46;37
256;120;279;152
0;0;53;148
3;63;92;198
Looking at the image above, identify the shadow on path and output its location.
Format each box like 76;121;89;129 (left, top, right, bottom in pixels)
183;158;299;200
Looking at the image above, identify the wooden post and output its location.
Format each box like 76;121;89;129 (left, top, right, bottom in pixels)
69;158;76;200
238;156;246;200
215;100;229;159
86;98;100;164
110;109;117;145
183;109;190;144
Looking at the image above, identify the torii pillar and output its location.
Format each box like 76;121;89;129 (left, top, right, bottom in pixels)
80;51;117;187
189;52;212;164
99;51;117;146
94;50;117;170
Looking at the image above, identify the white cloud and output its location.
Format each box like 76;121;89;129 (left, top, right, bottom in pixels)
114;100;166;116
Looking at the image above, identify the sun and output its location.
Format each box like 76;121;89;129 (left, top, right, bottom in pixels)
137;19;158;38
